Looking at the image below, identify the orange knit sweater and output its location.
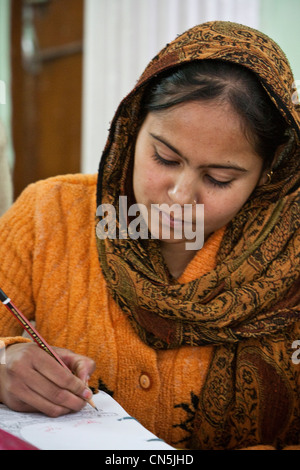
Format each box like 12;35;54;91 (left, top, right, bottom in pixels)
0;174;225;448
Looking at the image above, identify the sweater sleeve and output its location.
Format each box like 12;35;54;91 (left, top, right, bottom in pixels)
0;183;37;343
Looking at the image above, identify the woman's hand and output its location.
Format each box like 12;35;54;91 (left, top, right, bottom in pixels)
0;342;96;417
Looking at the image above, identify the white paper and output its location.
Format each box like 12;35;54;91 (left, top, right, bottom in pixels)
0;390;173;450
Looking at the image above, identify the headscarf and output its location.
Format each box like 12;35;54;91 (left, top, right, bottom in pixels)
96;22;300;449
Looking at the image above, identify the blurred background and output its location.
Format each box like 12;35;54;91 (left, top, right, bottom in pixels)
0;0;299;204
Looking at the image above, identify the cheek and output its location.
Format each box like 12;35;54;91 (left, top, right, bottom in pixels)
204;190;250;223
133;161;163;202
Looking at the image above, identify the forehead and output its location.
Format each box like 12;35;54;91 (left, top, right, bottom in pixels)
140;101;260;166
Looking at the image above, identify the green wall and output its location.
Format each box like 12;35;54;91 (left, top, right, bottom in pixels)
260;0;300;81
0;0;13;167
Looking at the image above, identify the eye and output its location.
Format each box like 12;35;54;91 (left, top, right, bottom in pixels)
152;151;179;167
207;175;233;189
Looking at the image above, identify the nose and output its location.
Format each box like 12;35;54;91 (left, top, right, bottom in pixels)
167;171;199;205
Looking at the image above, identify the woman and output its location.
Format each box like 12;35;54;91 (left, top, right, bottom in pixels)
0;21;299;450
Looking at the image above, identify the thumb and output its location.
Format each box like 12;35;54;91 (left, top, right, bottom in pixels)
72;356;96;383
54;347;96;383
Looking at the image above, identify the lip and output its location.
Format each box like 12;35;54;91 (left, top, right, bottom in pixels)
152;206;195;229
165;213;183;229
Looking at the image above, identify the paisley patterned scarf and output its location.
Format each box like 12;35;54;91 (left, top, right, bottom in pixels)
96;22;300;449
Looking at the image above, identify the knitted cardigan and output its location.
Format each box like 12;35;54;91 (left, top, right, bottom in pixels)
0;173;225;448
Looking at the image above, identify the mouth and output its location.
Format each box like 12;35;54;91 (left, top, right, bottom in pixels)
162;211;181;227
152;205;196;229
145;203;204;246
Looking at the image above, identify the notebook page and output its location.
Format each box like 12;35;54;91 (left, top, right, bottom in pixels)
0;390;173;450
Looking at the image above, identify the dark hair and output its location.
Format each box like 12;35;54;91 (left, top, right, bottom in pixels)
143;60;288;170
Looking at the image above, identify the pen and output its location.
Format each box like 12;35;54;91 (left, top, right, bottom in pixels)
0;288;97;411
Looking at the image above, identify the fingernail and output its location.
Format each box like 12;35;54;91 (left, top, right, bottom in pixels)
82;388;92;400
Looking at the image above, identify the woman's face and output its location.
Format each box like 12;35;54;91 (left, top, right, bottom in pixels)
133;100;267;246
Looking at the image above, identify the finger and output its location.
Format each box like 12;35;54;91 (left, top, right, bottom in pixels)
54;347;96;383
28;368;88;413
5;387;71;417
5;363;86;416
71;357;96;383
12;384;73;418
2;369;71;416
31;351;92;401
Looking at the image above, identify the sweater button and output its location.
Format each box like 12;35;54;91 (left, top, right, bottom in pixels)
139;373;151;389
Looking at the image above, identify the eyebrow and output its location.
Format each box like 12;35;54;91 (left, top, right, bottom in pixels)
150;132;248;172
